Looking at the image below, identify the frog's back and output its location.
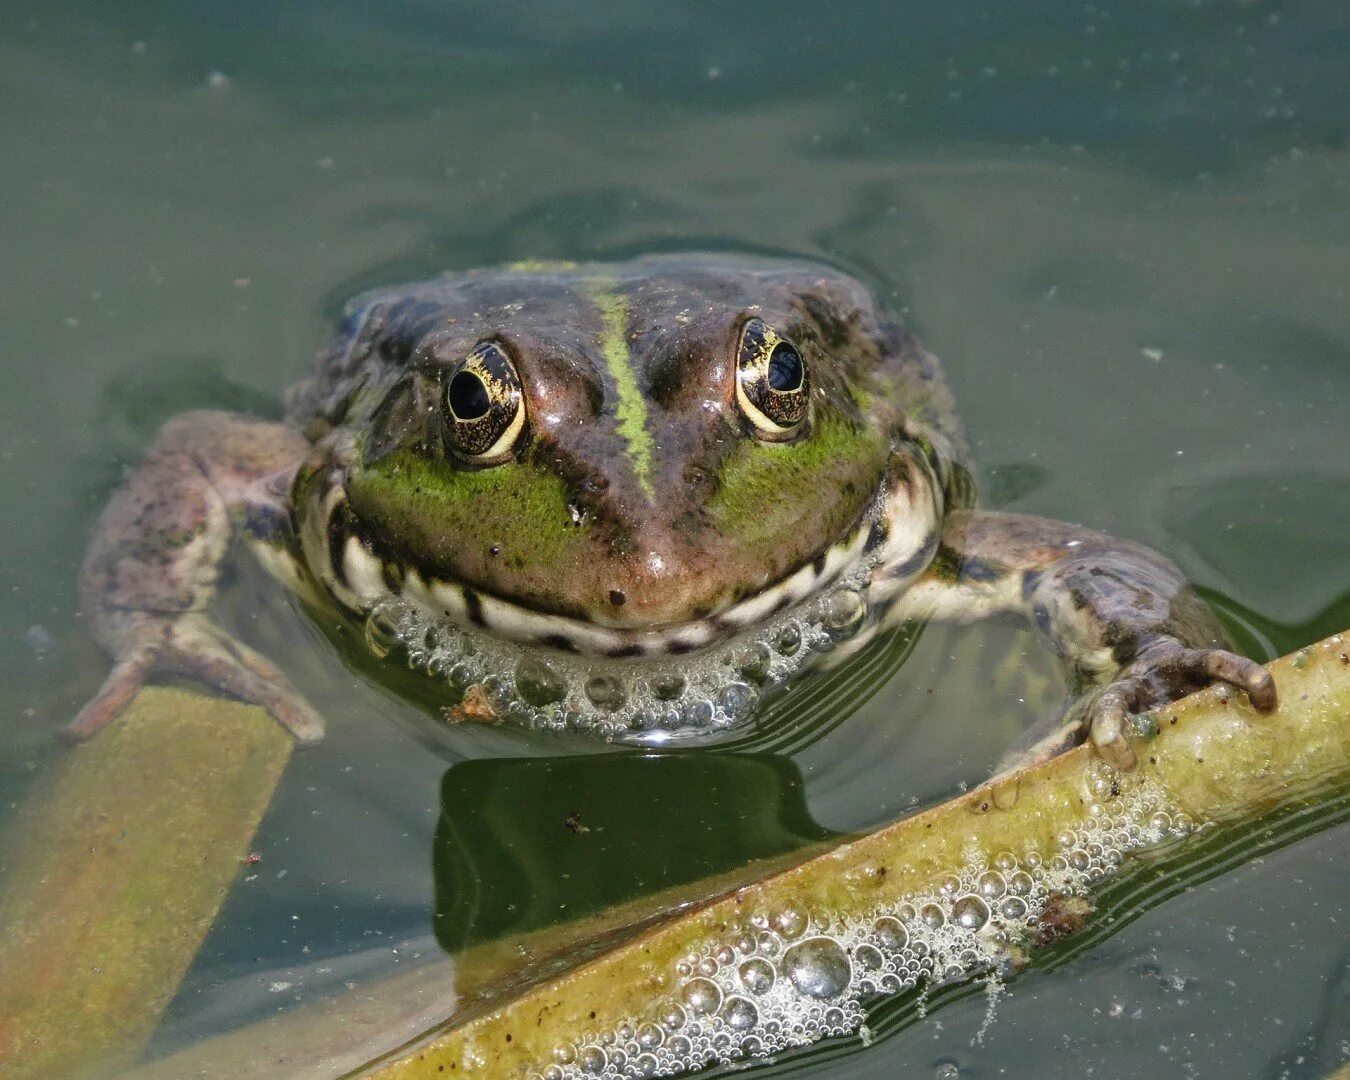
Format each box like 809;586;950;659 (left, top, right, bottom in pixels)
285;254;970;482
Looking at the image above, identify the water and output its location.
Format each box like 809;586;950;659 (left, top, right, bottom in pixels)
1;1;1347;1076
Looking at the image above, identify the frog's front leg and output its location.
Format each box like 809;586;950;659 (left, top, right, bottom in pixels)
66;411;324;744
887;511;1276;771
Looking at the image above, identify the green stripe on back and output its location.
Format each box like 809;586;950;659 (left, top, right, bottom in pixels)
589;288;656;499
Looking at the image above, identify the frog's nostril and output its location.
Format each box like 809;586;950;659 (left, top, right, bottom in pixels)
608;589;627;607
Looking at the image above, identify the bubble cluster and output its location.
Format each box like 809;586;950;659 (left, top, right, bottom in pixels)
524;762;1195;1079
364;569;879;739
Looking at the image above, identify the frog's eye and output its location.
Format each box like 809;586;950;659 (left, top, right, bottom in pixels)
443;341;526;462
735;318;809;439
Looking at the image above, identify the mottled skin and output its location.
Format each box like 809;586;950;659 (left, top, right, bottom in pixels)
71;255;1275;769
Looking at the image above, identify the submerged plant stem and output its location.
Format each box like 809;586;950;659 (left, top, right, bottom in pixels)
0;688;292;1080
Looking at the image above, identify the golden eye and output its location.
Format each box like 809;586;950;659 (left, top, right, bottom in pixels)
735;318;809;439
443;341;525;461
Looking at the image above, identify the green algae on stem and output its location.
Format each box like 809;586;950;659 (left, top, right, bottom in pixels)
363;629;1350;1080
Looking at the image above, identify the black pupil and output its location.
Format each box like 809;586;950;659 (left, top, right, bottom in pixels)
767;342;803;392
448;370;490;420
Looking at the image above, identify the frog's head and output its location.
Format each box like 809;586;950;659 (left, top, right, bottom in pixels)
333;256;953;659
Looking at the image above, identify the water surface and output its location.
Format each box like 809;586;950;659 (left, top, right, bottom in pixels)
1;1;1347;1076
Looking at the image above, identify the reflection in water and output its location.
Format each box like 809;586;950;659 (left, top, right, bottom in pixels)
433;750;837;954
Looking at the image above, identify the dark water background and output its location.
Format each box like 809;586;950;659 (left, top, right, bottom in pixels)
1;1;1347;1076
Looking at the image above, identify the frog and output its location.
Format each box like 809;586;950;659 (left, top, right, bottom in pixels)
67;254;1275;771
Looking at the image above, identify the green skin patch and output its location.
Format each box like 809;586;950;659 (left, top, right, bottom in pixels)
346;448;596;586
707;412;890;565
589;289;656;499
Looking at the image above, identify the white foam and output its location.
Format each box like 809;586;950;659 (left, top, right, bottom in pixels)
527;762;1194;1079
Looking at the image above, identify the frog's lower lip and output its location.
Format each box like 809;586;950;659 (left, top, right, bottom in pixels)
341;520;878;660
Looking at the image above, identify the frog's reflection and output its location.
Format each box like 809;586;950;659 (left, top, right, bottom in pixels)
433;751;839;954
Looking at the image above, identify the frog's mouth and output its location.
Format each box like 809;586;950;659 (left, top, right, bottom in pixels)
331;446;940;661
399;522;873;659
325;454;942;736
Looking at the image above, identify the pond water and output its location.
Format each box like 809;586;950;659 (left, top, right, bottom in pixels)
1;1;1347;1076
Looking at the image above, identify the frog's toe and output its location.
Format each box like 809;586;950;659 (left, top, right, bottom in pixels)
1082;643;1277;773
1087;681;1141;772
160;617;326;744
61;647;157;743
65;615;325;745
1198;649;1277;712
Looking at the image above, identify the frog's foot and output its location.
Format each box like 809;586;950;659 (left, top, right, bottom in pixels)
1086;640;1276;770
63;612;325;745
999;639;1276;774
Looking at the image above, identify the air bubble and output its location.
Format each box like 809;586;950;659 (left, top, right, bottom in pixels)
722;996;759;1031
364;609;402;658
660;1003;686;1030
978;871;1006;898
952;895;989;930
776;623;802;655
772;905;808;940
697;956;719;977
636;1023;663;1051
584;674;627;711
737;643;772;683
821;589;866;639
578;1045;606;1074
681;977;722;1015
873;916;908;953
739;957;776;995
447;661;473;687
1000;896;1028;920
515;657;567;705
920;903;946;929
481;674;512;705
718;681;756;719
649;672;686;701
1007;870;1033;895
855;944;884;971
783;937;852;999
553;1042;577;1065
